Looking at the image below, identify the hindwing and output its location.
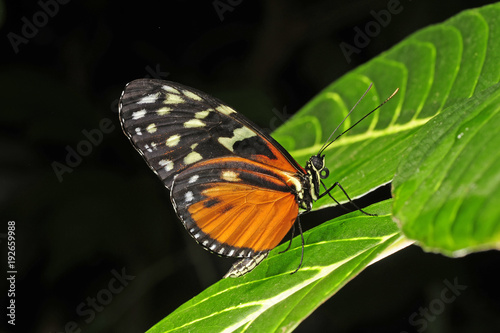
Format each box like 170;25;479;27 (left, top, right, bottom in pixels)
119;79;304;189
170;157;300;258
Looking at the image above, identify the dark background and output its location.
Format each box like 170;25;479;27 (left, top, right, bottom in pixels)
1;0;500;332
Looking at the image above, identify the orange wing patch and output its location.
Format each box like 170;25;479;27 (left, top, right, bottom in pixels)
170;156;302;258
254;136;306;174
189;183;298;252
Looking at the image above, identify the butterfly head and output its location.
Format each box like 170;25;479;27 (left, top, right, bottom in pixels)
303;154;329;207
311;154;329;179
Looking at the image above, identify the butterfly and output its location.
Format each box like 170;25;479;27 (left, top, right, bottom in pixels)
119;79;397;278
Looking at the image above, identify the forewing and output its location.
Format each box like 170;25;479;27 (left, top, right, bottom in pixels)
171;157;299;258
119;79;304;189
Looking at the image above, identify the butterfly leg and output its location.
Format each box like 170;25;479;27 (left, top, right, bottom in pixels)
319;181;377;216
279;223;295;254
223;251;269;278
277;216;305;275
289;217;305;275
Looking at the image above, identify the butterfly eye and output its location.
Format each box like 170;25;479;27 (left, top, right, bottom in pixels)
311;155;323;170
320;168;329;179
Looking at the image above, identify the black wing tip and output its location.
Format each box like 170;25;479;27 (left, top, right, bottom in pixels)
119;79;168;115
124;79;205;94
125;78;171;87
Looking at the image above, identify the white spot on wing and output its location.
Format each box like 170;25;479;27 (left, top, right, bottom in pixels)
132;109;147;120
188;175;199;183
184;151;203;165
137;92;160;104
216;105;236;115
218;126;257;152
162;85;180;94
166;134;181;147
286;174;302;193
185;191;194;203
183;90;203;101
135;127;142;136
164;94;184;104
221;170;240;182
146;123;157;133
228;249;235;256
184;119;205;128
210;244;217;251
159;159;174;172
195;110;211;119
157;107;171;115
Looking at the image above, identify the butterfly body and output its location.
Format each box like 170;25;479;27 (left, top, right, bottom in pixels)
119;79;328;277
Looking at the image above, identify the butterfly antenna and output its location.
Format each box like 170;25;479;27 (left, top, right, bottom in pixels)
318;83;373;155
318;86;399;155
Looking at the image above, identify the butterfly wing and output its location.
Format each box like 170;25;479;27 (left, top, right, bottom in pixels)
119;79;308;266
170;157;299;258
119;79;305;189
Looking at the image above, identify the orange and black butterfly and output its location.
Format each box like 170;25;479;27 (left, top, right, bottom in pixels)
119;79;397;278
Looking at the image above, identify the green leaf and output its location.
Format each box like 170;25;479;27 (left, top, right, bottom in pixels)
147;200;403;333
392;83;500;254
150;3;500;332
272;2;500;209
